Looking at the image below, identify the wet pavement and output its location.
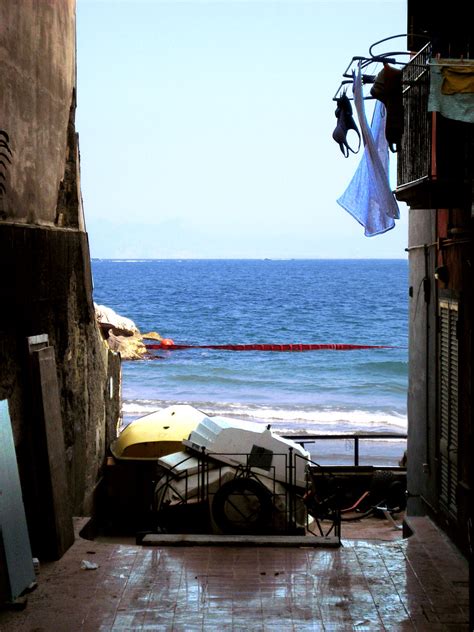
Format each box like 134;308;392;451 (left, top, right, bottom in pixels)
0;517;468;631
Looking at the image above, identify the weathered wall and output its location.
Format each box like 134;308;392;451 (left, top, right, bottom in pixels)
0;1;121;550
0;0;82;227
435;207;472;552
0;223;121;509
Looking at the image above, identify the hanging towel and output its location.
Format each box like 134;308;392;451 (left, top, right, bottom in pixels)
442;66;474;94
428;60;474;123
337;68;399;237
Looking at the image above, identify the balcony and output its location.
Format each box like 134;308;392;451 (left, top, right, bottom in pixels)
395;43;473;209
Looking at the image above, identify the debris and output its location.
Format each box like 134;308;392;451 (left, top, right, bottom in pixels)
80;560;99;570
32;557;40;575
6;596;28;611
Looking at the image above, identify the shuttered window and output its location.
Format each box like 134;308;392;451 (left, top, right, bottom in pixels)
438;298;459;518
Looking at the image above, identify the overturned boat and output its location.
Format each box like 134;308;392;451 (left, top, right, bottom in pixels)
110;404;205;460
183;413;309;488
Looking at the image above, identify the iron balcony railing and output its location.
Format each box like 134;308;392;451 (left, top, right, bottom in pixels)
395;42;473;209
396;42;432;191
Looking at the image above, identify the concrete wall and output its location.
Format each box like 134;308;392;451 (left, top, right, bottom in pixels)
0;1;120;553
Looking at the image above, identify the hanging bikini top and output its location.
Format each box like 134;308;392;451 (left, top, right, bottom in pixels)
332;93;361;158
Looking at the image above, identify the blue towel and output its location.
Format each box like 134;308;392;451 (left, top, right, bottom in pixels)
337;68;400;237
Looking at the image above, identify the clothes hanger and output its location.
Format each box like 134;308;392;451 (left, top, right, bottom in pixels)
333;34;431;101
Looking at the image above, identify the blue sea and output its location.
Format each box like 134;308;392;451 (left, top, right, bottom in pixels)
91;259;408;465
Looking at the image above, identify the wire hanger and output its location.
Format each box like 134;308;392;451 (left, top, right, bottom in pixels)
333;33;431;101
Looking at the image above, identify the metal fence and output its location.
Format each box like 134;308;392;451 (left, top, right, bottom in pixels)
152;433;408;541
153;447;340;540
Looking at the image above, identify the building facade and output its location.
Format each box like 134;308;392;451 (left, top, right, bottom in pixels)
396;2;473;622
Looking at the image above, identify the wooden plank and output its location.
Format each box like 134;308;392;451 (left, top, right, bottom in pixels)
30;346;74;559
141;533;340;548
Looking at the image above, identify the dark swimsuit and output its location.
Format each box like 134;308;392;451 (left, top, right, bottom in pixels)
332;93;361;157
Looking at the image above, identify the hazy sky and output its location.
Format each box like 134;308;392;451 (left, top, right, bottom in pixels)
76;0;408;259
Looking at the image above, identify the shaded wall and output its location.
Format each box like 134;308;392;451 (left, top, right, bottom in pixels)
406;203;473;555
0;0;120;552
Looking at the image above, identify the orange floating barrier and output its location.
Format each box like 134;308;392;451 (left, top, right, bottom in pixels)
145;342;393;352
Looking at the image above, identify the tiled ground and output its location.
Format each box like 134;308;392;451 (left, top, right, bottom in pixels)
0;517;468;631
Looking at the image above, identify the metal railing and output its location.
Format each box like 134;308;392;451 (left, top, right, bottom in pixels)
152;434;408;541
397;42;432;188
284;432;407;467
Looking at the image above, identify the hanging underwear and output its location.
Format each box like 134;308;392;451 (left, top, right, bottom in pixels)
332;93;361;157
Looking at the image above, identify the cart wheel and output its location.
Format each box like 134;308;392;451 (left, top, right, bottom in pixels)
212;478;273;534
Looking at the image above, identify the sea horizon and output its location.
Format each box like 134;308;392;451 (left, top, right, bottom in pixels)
92;256;408;261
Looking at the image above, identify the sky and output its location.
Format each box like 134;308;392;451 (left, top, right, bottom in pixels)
76;0;408;259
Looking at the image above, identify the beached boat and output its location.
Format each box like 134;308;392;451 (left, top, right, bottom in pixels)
110;405;309;484
183;414;310;488
109;405;311;535
110;404;206;460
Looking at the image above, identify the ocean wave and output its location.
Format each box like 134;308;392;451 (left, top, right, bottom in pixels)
109;259;150;263
356;360;408;374
121;399;407;433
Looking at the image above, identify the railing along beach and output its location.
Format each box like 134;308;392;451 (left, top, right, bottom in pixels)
283;432;407;467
